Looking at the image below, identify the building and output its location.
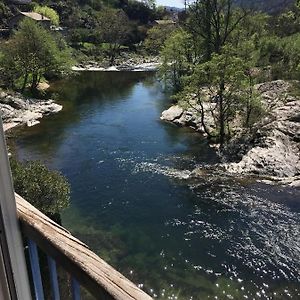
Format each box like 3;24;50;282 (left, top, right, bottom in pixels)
8;12;51;30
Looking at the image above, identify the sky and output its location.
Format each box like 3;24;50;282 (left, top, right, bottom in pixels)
156;0;185;8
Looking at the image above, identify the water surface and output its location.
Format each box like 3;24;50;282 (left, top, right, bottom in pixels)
14;72;300;299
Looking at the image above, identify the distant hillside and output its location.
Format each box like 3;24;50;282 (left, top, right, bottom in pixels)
182;0;294;14
237;0;294;13
164;6;184;12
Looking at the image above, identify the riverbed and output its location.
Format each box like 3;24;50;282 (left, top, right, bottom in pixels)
13;72;300;299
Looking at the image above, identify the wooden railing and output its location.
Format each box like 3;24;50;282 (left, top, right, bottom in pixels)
16;193;153;300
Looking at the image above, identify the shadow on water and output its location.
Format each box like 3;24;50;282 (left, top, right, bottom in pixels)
13;72;300;300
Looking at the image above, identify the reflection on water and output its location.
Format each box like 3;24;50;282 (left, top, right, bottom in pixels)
13;72;300;299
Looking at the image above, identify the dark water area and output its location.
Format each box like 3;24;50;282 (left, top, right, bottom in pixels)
13;72;300;299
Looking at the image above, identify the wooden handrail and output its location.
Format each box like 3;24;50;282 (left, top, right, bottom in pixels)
15;194;153;300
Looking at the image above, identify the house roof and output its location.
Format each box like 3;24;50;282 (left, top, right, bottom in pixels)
20;12;50;21
153;20;176;25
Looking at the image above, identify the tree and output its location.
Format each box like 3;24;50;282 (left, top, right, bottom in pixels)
144;25;175;55
141;0;156;9
10;159;70;216
34;5;60;26
160;29;194;92
183;47;261;146
0;43;22;89
183;0;191;11
96;8;131;65
123;1;155;25
0;1;12;28
0;18;72;92
187;0;248;61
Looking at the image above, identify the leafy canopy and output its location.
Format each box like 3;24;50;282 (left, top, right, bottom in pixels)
10;159;70;215
0;18;72;91
34;5;60;26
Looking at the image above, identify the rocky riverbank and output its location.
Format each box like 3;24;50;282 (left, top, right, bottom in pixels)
161;80;300;186
72;55;161;72
0;90;62;132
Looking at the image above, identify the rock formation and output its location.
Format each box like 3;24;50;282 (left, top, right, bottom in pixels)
226;81;300;184
161;80;300;185
0;90;62;131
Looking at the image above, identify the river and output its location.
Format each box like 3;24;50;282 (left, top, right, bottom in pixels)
13;72;300;299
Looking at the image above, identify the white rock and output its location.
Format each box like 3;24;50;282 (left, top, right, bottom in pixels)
27;120;40;127
161;105;183;122
106;66;119;71
1;92;63;131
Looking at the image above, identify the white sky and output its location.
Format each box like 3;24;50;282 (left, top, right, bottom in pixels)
156;0;185;7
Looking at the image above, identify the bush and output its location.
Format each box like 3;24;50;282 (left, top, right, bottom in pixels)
10;159;70;216
34;5;60;26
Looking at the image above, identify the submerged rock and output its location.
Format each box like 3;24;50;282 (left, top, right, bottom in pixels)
0;90;62;131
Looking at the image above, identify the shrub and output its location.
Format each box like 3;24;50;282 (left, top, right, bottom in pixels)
10;159;70;215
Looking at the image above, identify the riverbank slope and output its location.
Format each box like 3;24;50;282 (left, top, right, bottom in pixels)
161;80;300;186
0;90;62;132
72;56;161;72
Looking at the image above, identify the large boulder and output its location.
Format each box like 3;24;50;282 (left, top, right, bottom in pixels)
161;105;183;122
226;81;300;180
1;92;63;131
0;94;28;110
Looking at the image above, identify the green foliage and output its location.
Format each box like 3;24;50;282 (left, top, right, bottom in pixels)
123;0;155;24
187;0;248;60
95;8;131;65
272;3;300;37
10;159;70;215
0;19;73;91
0;1;12;27
160;29;194;91
159;0;300;146
34;5;60;26
144;25;175;55
258;33;300;80
141;0;156;9
188;47;263;142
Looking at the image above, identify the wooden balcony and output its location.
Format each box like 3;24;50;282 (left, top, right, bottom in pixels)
16;193;153;300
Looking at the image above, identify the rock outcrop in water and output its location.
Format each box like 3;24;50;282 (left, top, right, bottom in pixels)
0;90;62;131
225;81;300;186
160;101;216;134
161;80;300;186
72;56;161;72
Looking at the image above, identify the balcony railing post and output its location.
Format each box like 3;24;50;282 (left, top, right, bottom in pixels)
47;256;61;300
71;277;81;300
28;239;45;300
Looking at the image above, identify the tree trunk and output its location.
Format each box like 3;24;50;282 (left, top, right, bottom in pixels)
219;81;226;147
31;73;38;92
204;0;212;60
109;44;118;66
21;73;28;93
198;96;213;138
246;73;253;128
